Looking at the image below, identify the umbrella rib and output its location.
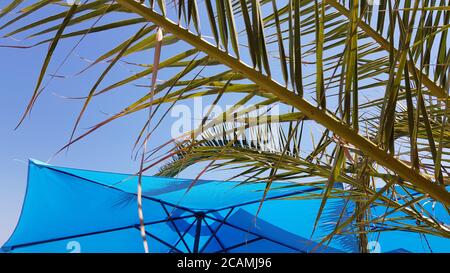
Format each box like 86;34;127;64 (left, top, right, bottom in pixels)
161;203;192;253
172;218;198;253
214;237;263;253
203;214;306;253
203;219;227;252
140;228;184;253
5;215;193;251
199;208;235;253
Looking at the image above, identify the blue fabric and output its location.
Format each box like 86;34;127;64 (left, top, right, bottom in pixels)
2;159;449;253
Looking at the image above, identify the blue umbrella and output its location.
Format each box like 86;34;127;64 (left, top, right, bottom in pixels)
2;159;449;253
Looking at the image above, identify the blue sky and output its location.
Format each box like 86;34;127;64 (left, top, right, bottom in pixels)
0;5;188;245
0;0;382;246
0;31;136;244
1;0;449;254
0;2;271;245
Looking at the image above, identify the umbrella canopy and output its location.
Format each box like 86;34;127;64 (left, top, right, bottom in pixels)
2;159;449;253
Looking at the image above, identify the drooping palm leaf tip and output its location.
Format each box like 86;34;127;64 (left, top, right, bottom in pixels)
1;0;449;253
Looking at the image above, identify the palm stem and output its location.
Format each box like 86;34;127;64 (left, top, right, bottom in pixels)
117;0;450;206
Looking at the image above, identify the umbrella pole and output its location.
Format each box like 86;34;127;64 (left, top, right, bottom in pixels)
193;213;204;253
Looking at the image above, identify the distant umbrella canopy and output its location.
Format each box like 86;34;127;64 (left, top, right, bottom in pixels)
2;160;449;253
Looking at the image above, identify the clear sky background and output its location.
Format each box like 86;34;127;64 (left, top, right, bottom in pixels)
0;0;336;246
0;2;287;246
0;31;142;245
1;0;448;253
0;4;218;245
